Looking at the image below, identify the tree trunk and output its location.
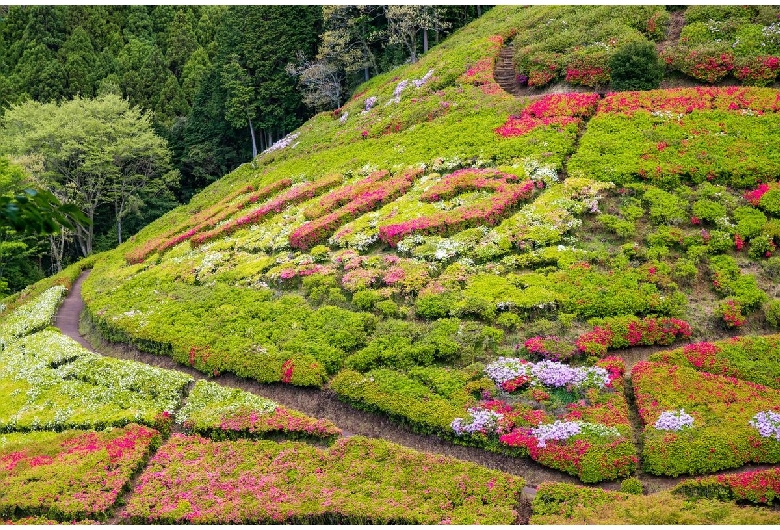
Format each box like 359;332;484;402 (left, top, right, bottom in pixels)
423;28;429;53
248;117;258;158
477;5;482;17
117;215;123;245
49;231;65;273
364;65;369;81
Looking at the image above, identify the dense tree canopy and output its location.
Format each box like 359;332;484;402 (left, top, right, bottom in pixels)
0;4;487;292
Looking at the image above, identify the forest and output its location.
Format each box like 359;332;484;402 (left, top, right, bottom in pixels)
0;5;485;295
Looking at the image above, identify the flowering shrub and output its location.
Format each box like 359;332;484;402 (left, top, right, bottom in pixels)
651;335;780;390
674;467;780;505
451;407;504;435
633;360;780;476
0;424;159;520
661;46;735;83
484;357;610;390
123;435;524;524
654;409;695;431
177;381;340;441
290;169;421;250
575;316;692;356
717;299;746;328
495;93;599;138
531;420;620;448
596;86;780;116
524;336;578;362
191;174;343;247
734;56;780;86
0;330;192;432
378;169;537;246
0;286;66;343
750;410;780;441
156;180;291;255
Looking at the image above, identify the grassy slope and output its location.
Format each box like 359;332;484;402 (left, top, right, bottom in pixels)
5;4;780;494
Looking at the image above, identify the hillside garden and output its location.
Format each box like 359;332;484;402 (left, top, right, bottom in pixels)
2;4;780;524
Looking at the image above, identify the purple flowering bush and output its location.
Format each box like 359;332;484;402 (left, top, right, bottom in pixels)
750;411;780;441
654;409;695;431
484;357;610;390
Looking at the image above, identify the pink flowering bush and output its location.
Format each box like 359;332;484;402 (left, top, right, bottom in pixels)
523;336;579;362
734;56;780;86
495;93;599;138
650;334;780;390
177;381;341;442
378;169;537;246
674;467;780;505
123;435;524;524
0;425;159;521
290;169;421;250
191;174;343;247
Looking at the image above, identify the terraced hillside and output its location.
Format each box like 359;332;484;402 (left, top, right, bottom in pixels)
3;5;780;524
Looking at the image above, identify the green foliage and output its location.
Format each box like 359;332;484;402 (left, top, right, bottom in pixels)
765;301;780;328
531;486;780;525
619;477;643;495
609;40;663;91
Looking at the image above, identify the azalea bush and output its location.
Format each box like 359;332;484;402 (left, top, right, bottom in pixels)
123;435;525;524
632;360;780;476
674;467;780;505
495;93;599;138
178;380;340;442
651;335;780;390
0;424;159;521
575;315;692;356
0;330;191;432
0;286;66;343
510;5;668;88
450;357;636;483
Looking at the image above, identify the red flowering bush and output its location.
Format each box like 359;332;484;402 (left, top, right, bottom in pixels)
733;56;780;87
661;46;735;83
717;299;746;328
576;316;692;357
524;336;579;362
597;86;780;116
192;174;343;247
495;93;599;138
290;169;421;250
124;182;266;264
123;435;524;524
674;467;780;505
650;335;780;390
565;51;611;87
632;360;780;476
0;425;159;520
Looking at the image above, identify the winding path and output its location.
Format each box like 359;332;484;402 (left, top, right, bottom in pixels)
55;271;777;500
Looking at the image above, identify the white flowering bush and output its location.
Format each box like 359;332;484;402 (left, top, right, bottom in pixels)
0;330;191;431
532;420;621;447
0;286;66;343
451;407;504;435
654;409;695;431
